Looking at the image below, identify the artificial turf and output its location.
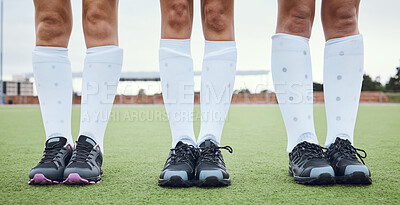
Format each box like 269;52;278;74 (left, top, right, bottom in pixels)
0;105;399;204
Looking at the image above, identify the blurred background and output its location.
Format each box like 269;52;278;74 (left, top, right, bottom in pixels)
1;0;399;103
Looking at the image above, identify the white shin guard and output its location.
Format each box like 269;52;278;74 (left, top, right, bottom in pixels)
159;39;196;147
271;33;319;152
32;46;73;144
79;46;123;152
197;41;237;146
323;35;364;147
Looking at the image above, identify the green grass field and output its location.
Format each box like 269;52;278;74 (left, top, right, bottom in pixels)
1;105;399;204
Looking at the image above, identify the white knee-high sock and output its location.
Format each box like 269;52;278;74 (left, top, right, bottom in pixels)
271;33;319;152
197;41;237;146
79;46;123;152
32;46;73;144
159;39;196;147
324;35;364;147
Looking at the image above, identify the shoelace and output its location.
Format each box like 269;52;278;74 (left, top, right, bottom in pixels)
40;146;64;163
170;144;197;163
70;142;93;162
198;145;233;163
328;139;367;164
294;142;325;160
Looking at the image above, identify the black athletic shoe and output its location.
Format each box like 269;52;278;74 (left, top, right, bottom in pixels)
289;141;335;185
63;135;103;185
158;141;198;187
195;140;233;187
326;137;371;185
28;137;73;185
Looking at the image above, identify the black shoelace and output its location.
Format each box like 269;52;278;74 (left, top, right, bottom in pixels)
40;146;64;163
328;139;367;164
71;143;93;163
198;145;233;163
170;144;197;163
294;142;325;160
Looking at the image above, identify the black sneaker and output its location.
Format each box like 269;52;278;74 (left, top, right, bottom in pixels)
28;137;73;185
158;141;198;187
63;135;103;185
196;140;233;187
289;141;335;185
326;137;371;185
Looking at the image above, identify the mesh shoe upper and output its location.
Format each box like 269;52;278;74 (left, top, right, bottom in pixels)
326;137;370;176
159;141;198;180
29;137;72;181
63;135;103;180
289;141;333;178
195;140;233;180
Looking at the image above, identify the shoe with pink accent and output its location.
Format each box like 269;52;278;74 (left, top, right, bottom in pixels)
63;135;103;185
28;137;73;185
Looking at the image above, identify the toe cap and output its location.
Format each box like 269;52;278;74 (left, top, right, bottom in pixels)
199;170;225;180
345;165;370;176
29;168;63;181
309;166;335;178
161;171;188;180
63;167;99;180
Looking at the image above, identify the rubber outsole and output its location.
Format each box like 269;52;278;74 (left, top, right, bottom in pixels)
289;169;335;185
197;176;231;187
63;173;101;185
158;176;194;187
336;172;372;185
158;175;231;188
28;174;60;185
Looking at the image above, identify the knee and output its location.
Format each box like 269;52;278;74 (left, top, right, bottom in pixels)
36;11;71;42
83;7;113;40
203;1;231;33
284;6;314;35
166;0;191;32
325;6;358;32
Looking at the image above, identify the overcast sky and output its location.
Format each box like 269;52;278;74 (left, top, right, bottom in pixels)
2;0;400;86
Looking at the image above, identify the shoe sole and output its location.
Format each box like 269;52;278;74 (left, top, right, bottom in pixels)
289;170;335;185
158;176;194;187
63;173;101;185
336;172;372;185
197;176;231;187
28;174;60;185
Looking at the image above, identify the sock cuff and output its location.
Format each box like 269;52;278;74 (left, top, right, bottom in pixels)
160;39;191;51
272;33;309;42
204;40;236;53
272;33;310;52
203;41;237;61
325;34;363;46
159;39;192;61
85;46;123;65
324;34;363;58
32;46;70;64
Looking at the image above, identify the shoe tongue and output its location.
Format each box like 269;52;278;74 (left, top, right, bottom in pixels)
77;135;96;148
335;136;351;144
199;139;215;149
175;141;185;148
46;137;67;148
333;137;352;149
